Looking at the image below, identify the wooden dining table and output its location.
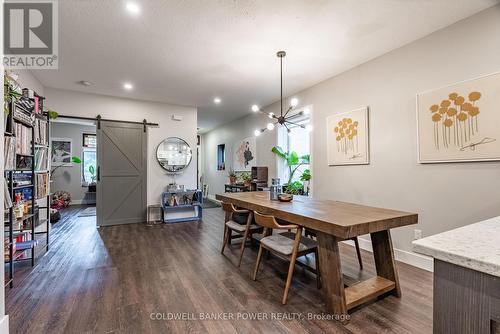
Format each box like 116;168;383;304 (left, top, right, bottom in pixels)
215;191;418;321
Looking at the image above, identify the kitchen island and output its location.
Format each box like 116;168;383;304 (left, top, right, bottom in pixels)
413;216;500;334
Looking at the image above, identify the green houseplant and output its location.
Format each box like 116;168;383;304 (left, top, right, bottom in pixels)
88;165;97;192
271;146;310;195
227;168;237;185
240;171;252;187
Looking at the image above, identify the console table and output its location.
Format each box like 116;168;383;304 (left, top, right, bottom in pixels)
161;189;203;223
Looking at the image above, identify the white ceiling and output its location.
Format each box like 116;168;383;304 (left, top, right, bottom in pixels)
32;0;499;131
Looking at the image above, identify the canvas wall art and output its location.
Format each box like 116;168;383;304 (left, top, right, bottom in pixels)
51;138;73;166
233;137;256;171
417;72;500;163
327;107;370;165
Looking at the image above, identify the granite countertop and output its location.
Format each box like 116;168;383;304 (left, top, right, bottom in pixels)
413;216;500;277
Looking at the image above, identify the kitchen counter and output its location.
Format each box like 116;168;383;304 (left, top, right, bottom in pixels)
413;215;500;277
413;216;500;334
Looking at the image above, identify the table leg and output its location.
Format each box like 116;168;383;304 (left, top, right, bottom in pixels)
370;230;401;297
316;232;348;321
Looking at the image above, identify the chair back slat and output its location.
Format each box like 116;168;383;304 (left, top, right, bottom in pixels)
222;202;236;213
254;211;298;230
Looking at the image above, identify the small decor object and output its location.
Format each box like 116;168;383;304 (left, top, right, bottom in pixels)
51;191;72;209
269;178;282;201
417;72;500;163
51;138;73;166
227;168;237;185
233;137;256;171
156;137;192;172
278;193;293;202
326;107;370;165
146;205;163;226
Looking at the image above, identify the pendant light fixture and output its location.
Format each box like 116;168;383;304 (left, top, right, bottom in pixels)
253;51;311;136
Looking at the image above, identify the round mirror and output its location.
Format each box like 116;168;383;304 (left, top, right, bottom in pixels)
156;137;192;172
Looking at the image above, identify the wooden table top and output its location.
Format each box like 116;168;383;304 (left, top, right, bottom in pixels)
216;192;417;239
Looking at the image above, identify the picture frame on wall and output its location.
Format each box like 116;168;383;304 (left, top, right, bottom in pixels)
51;137;73;166
416;71;500;163
326;107;370;166
233;137;257;171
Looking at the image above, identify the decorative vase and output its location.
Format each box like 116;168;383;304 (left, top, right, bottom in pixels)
229;176;237;185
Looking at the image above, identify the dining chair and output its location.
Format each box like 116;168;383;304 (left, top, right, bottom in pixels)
252;211;320;305
221;202;261;267
305;229;363;269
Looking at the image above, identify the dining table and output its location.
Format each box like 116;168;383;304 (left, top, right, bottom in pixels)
215;191;418;322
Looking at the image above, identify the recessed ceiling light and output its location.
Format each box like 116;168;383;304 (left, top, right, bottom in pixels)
251;105;260;112
126;2;140;15
214;97;221;104
123;82;133;90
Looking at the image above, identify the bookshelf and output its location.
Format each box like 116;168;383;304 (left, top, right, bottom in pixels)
4;84;51;288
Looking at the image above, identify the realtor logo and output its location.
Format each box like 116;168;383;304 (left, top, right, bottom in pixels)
3;0;58;69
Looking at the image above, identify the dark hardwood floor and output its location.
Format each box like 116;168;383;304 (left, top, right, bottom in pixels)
6;205;433;333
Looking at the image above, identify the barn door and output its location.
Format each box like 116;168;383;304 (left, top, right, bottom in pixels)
96;121;147;226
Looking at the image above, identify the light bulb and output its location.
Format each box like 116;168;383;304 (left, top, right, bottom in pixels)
254;129;261;136
290;97;298;107
268;112;274;119
251;105;260;112
213;97;221;104
305;124;313;132
304;107;310;115
267;123;275;130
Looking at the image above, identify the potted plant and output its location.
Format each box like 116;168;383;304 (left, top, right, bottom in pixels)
271;146;309;195
88;165;97;192
300;169;311;196
240;171;252;187
228;168;237;185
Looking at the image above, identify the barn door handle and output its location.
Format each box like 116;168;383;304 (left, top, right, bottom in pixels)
97;166;100;181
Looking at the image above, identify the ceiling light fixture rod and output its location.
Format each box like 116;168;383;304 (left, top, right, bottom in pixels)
277;51;286;118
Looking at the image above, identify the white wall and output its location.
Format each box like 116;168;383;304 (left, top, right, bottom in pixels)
260;5;500;257
50;122;97;204
201;112;277;196
44;88;198;205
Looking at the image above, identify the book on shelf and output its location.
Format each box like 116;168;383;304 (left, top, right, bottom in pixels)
35;147;49;171
34;118;48;146
4;136;16;170
4;181;13;210
36;173;49;198
13;123;32;156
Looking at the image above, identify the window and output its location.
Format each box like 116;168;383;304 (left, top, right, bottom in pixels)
82;150;97;185
83;133;96;148
217;144;225;170
277;108;311;185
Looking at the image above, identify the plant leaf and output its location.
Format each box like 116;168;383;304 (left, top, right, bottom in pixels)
71;156;82;164
287;151;299;166
271;146;287;160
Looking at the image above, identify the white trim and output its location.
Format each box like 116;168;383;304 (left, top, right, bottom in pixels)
343;236;434;272
0;315;9;334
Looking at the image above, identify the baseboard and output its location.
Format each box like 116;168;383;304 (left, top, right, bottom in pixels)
345;237;434;272
70;200;96;205
0;315;9;334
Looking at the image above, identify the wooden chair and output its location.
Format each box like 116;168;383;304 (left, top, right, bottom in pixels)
305;229;363;270
221;203;261;267
253;211;320;305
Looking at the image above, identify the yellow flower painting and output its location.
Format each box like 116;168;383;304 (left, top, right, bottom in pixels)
327;107;369;165
417;72;500;163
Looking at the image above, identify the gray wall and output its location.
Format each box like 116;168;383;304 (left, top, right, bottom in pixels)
51;122;96;204
201;112;277;196
202;6;500;257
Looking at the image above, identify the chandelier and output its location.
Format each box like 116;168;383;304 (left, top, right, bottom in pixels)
252;51;312;136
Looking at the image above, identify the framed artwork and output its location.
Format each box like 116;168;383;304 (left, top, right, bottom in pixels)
417;72;500;163
51;137;73;166
327;107;370;165
233;137;256;171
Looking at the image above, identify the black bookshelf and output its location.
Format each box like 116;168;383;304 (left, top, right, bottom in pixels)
4;88;51;288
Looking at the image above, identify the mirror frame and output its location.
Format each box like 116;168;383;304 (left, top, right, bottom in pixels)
156;137;193;172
